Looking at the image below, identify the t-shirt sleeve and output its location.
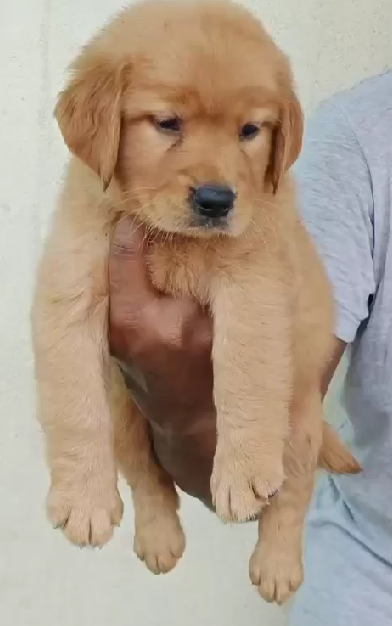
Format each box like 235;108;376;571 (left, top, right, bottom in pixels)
294;100;375;343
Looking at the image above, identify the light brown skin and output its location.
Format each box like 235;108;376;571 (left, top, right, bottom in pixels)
31;0;359;603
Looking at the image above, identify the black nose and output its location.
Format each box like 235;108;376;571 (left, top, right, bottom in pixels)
190;184;235;219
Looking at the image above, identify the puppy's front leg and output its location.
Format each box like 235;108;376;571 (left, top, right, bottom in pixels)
32;210;122;547
211;269;292;522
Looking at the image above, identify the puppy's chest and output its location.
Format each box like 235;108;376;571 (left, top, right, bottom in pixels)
147;240;219;305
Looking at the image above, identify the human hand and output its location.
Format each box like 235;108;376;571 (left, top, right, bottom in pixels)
109;216;216;505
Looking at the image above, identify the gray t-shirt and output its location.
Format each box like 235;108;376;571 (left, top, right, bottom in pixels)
290;71;392;624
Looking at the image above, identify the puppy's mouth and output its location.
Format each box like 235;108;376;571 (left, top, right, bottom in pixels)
188;214;229;232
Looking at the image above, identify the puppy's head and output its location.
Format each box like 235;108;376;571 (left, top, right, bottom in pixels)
55;0;303;237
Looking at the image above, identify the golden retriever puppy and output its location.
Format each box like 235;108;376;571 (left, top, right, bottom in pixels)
31;0;359;603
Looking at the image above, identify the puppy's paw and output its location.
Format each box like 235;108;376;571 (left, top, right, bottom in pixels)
47;482;123;548
211;445;284;522
134;513;185;575
249;542;303;605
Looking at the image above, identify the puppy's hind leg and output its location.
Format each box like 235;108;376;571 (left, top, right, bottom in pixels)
249;387;322;605
109;363;185;574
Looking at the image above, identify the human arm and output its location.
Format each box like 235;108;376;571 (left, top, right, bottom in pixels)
108;217;216;505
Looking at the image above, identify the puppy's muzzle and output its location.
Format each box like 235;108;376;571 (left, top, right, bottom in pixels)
189;184;236;225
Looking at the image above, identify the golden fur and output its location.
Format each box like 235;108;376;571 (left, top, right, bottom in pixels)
32;0;359;604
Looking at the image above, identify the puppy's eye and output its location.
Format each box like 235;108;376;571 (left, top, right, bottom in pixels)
155;117;182;133
239;123;260;141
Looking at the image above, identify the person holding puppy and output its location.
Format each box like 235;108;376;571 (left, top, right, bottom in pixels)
109;70;392;624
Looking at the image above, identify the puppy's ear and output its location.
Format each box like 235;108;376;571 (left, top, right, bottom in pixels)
267;89;303;193
54;60;124;189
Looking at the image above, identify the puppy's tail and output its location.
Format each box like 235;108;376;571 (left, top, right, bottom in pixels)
318;422;361;474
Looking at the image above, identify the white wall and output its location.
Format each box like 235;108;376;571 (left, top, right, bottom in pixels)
1;1;391;625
